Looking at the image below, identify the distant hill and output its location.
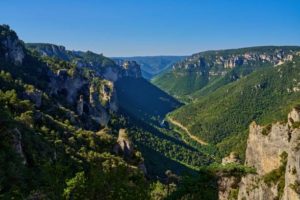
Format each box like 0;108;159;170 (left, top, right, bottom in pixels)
113;56;186;79
152;46;300;100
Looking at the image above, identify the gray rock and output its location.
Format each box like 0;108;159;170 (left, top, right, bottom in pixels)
113;129;134;158
1;36;25;65
237;109;300;200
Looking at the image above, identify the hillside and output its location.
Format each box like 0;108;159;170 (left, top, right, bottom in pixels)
113;56;186;79
152;46;300;99
2;23;300;199
114;77;215;175
0;25;220;199
25;41;213;175
0;25;152;199
26;43;117;69
169;55;300;159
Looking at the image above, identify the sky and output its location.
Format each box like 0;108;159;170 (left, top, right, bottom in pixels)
1;0;300;57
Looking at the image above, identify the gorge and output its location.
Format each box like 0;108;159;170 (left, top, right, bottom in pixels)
1;23;300;200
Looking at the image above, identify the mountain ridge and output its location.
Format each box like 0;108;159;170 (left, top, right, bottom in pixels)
152;46;300;99
113;56;186;79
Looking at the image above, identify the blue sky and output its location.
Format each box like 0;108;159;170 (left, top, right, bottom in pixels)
1;0;300;56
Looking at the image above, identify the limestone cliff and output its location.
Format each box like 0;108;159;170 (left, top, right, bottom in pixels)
0;25;25;65
113;129;134;158
49;68;87;103
236;109;300;200
174;47;299;74
26;43;142;81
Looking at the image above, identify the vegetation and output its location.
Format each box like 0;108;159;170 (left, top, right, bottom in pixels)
0;81;149;199
26;43;117;69
1;24;298;199
170;57;300;159
0;25;150;199
262;124;272;135
153;46;300;98
0;25;222;199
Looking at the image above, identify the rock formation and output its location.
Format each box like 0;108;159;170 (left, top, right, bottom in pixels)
236;109;300;200
218;176;240;200
288;108;300;126
26;43;142;82
27;43;69;60
222;152;240;165
121;60;142;78
49;69;87;103
0;25;25;65
173;47;299;79
113;129;134;158
218;108;300;200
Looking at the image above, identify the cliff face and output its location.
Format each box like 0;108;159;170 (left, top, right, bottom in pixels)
236;109;300;200
174;47;299;73
26;43;142;81
23;42;144;127
1;25;151;198
114;60;142;78
153;46;300;97
27;43;69;60
0;25;25;65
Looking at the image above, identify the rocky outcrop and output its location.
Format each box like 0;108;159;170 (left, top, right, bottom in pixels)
99;80;118;112
288;108;300;126
87;79;118;126
224;57;244;69
173;47;300;79
2;37;25;65
283;128;300;200
27;43;143;82
26;43;69;60
49;69;87;103
120;60;142;78
218;176;240;200
47;68;112;126
103;60;142;81
218;152;241;200
237;109;300;200
113;129;134;158
0;25;25;65
222;152;240;165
